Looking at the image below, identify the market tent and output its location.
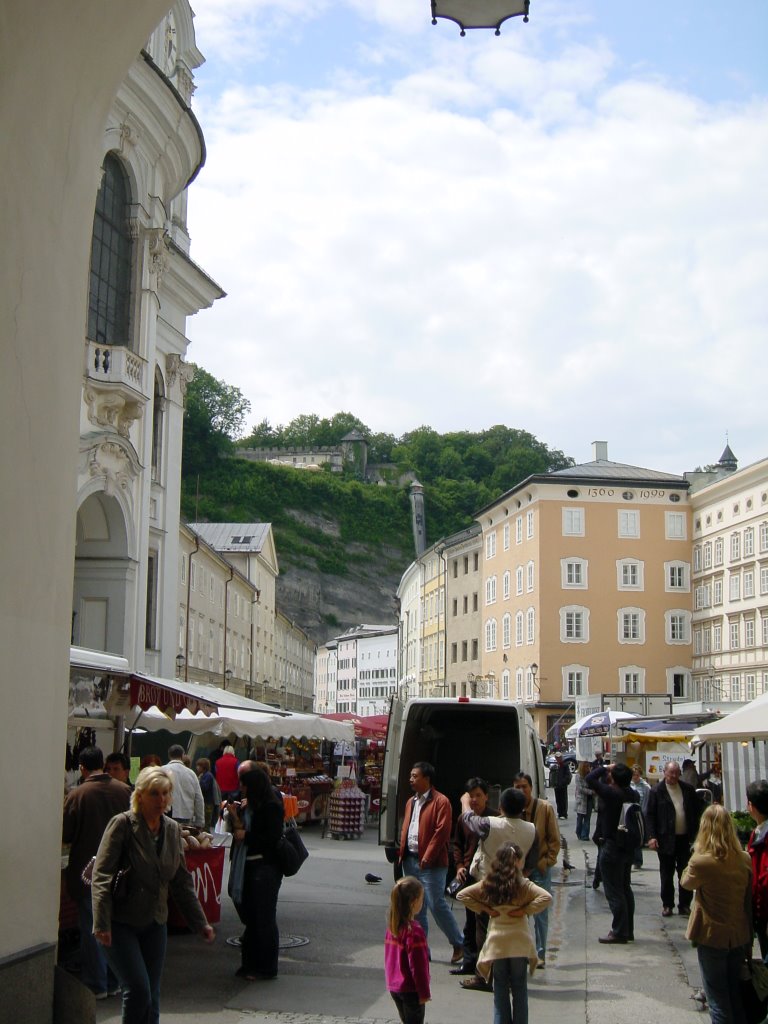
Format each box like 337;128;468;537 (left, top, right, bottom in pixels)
132;706;354;743
321;713;389;740
692;693;768;745
565;710;639;740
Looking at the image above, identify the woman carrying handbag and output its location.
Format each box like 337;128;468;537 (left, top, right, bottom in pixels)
92;766;215;1024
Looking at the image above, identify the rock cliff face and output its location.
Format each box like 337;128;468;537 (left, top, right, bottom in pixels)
275;509;407;643
276;556;403;646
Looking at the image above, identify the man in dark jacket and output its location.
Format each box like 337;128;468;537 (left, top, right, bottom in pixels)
449;776;490;976
645;760;702;917
586;762;639;944
62;745;131;998
399;761;465;962
552;755;572;819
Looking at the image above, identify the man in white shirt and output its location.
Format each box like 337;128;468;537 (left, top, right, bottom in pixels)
646;760;702;917
164;744;205;828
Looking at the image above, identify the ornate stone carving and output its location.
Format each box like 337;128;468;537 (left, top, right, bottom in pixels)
84;385;144;438
118;113;141;153
81;437;140;508
147;228;170;283
166;354;195;397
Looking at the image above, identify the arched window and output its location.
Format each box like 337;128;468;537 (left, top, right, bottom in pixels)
87;154;132;346
151;369;165;481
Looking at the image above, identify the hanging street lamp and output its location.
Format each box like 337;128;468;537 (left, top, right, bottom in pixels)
430;0;530;36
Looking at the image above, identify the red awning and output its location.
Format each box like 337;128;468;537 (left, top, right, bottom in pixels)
321;713;389;740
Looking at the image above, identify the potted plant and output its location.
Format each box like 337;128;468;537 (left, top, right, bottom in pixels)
731;810;756;847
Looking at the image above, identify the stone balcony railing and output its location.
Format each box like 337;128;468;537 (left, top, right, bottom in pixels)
84;340;148;438
86;340;146;394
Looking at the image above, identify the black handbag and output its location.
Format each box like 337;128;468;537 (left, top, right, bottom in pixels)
81;855;131;903
277;826;309;877
740;958;768;1024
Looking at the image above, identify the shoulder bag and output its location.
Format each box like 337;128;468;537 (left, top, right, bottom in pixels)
81;813;132;904
278;823;309;877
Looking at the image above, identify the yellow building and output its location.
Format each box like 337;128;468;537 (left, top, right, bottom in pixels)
477;442;692;743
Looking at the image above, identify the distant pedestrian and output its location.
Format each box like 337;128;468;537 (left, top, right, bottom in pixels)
681;758;701;790
552;755;571;820
163;744;205;828
646;761;702;917
586;761;639;944
747;779;768;963
385;877;431;1024
629;766;651;869
214;744;241;801
574;762;594;841
681;804;751;1024
457;842;551;1024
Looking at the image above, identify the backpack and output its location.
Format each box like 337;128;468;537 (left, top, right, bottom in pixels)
616;800;644;851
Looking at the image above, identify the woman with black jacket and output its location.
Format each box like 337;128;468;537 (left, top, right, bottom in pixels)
228;767;285;981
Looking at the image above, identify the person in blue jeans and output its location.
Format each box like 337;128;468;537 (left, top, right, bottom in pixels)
681;804;752;1024
586;762;639;944
457;843;551;1024
398;762;465;964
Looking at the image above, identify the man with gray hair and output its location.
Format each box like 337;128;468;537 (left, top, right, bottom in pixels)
164;744;204;827
646;760;702;918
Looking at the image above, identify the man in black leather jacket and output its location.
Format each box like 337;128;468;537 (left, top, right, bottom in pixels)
645;761;702;917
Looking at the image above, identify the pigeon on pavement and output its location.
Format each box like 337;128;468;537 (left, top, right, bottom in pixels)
365;873;382;884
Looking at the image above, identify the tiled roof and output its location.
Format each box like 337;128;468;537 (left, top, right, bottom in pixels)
550;460;686;483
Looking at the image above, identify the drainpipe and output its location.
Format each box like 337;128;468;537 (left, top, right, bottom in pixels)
223;565;234;686
184;533;199;681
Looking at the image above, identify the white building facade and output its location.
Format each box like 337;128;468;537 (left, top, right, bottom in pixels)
690;455;768;703
72;3;222;678
314;641;338;714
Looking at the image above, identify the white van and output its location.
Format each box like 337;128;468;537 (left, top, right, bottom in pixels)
379;696;546;863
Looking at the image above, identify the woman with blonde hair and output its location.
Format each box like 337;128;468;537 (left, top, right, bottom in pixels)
680;803;752;1024
93;766;215;1023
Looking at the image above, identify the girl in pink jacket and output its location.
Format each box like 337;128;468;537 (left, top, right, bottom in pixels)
384;877;431;1024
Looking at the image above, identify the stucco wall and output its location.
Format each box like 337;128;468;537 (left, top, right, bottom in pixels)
0;0;170;1013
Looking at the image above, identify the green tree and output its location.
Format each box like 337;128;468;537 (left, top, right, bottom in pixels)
182;364;250;475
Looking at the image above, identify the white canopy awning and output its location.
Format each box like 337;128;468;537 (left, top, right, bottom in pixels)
692;694;768;746
130;706;354;744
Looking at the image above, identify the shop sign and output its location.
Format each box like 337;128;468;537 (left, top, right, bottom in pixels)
129;678;218;717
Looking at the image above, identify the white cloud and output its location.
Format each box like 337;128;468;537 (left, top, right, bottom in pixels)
187;29;768;473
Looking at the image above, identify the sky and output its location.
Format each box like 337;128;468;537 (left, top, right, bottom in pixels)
183;0;768;476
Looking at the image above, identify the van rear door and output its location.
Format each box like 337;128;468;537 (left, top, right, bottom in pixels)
379;696;404;852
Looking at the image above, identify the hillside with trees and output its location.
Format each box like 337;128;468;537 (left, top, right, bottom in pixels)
181;365;573;641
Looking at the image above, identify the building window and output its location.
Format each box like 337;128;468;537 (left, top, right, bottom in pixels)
667;611;690;644
617;559;643;590
713;578;723;605
516;669;523;699
87;154;133;346
745;619;755;647
666;562;689;591
620;668;644;694
461;640;468;662
502;670;510;699
714;537;724;565
516;566;523;595
665;512;686;540
729;573;741;601
473;593;478;612
503;523;510;550
451;642;458;664
729;620;739;650
618;510;640;538
471;639;478;661
526;511;534;539
703;542;712;569
516;517;523;544
463;594;468;614
561;606;588;642
713;623;722;651
761;568;768;595
563;665;587;697
486;531;497;559
453;560;458;578
474;552;479;572
502;613;511;649
731;675;741;701
745;528;755;556
746;674;757;700
145;551;158;650
693;546;702;572
619;608;645;643
764;617;768;647
503;570;511;600
670;671;688;698
526;608;535;644
562;558;587;588
761;522;768;552
452;598;458;617
515;612;524;646
563;508;585;537
744;571;755;598
526;561;535;593
731;533;741;561
485;576;497;605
